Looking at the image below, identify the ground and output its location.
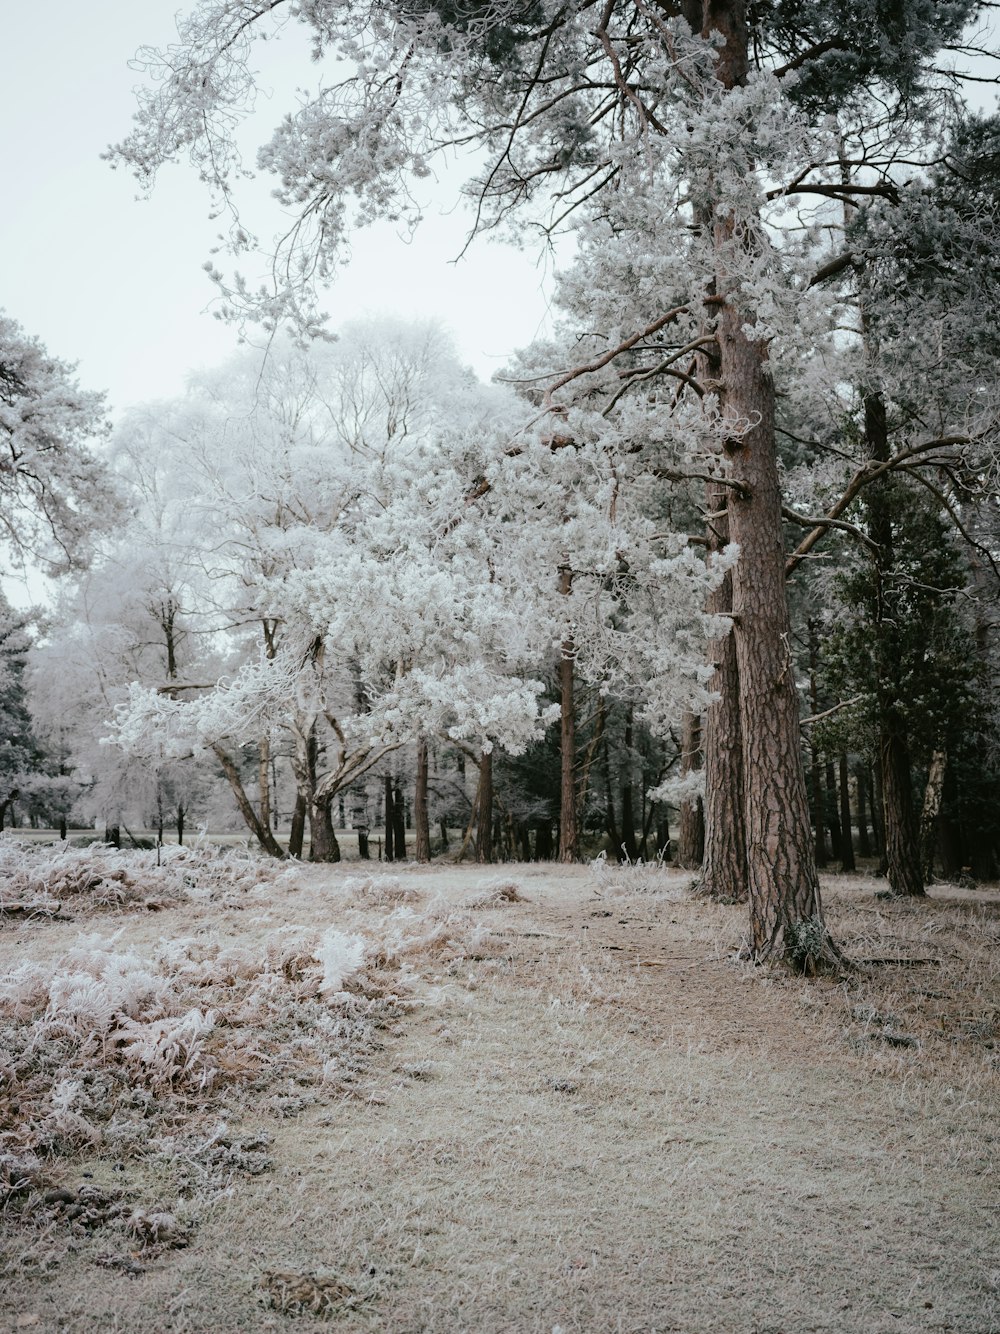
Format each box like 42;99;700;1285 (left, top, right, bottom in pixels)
1;851;998;1333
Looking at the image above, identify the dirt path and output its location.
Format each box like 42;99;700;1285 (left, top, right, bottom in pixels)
3;863;998;1333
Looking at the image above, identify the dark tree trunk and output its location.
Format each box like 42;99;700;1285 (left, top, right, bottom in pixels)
677;710;705;869
415;741;431;862
309;796;341;862
866;392;924;898
534;820;554;861
602;739;621;859
880;731;924;896
855;763;872;858
438;817;449;853
384;775;395;862
475;751;493;864
872;761;888;874
839;754;856;872
392;780;407;860
518;823;532;861
288;791;307;859
59;817;67;840
0;789;18;832
621;709;639;862
825;759;843;863
358;827;370;859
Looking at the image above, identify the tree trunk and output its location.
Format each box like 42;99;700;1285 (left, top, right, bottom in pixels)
825;759;843;863
919;748;947;883
384;774;395;862
288;791;307;859
855;763;872;858
309;795;341;863
699;490;747;901
0;789;18;832
414;741;431;863
839;753;856;872
475;750;493;864
258;736;272;834
677;710;705;869
866;392;924;898
212;744;285;858
621;709;639;862
392;780;407;860
438;817;449;853
715;259;827;958
880;730;924;895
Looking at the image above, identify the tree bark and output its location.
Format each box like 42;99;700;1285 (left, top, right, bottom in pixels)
384;774;395;862
475;750;493;864
414;741;431;862
866;392;924;898
825;759;843;863
880;731;924;896
677;710;705;869
621;708;639;862
699;488;747;901
288;791;307;859
309;795;341;862
392;779;407;860
715;263;826;957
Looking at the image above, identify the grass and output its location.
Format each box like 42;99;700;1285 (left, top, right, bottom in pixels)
1;844;997;1332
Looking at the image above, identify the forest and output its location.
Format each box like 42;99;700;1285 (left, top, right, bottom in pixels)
2;1;1000;1329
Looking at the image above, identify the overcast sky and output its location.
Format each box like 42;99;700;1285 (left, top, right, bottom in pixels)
1;2;559;416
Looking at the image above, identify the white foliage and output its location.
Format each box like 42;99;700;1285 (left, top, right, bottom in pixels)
314;930;366;996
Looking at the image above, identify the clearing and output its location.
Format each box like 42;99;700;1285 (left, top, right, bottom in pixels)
1;848;998;1333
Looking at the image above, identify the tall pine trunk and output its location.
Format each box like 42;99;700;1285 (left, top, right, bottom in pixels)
692;0;833;962
677;710;705;869
866;392;924;898
475;750;493;864
415;740;431;862
558;566;580;862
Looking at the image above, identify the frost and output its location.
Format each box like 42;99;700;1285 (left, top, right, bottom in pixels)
315;930;366;996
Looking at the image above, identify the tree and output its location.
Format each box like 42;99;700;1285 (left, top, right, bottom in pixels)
0;312;116;577
111;0;993;961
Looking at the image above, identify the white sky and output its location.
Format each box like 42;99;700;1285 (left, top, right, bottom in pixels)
1;2;560;416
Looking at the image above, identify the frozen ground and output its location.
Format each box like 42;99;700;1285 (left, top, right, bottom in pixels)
1;849;998;1333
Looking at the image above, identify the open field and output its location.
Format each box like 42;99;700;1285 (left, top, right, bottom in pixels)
1;845;998;1333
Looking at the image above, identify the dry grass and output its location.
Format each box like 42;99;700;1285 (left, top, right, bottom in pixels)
1;845;997;1332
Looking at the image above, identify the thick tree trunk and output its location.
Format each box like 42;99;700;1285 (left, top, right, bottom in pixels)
438;817;448;853
414;741;431;862
839;754;856;872
716;278;826;959
212;744;285;858
475;750;493;864
309;795;341;863
677;710;705;869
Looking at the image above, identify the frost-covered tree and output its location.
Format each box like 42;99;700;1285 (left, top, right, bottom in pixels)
0;312;117;577
109;0;996;957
